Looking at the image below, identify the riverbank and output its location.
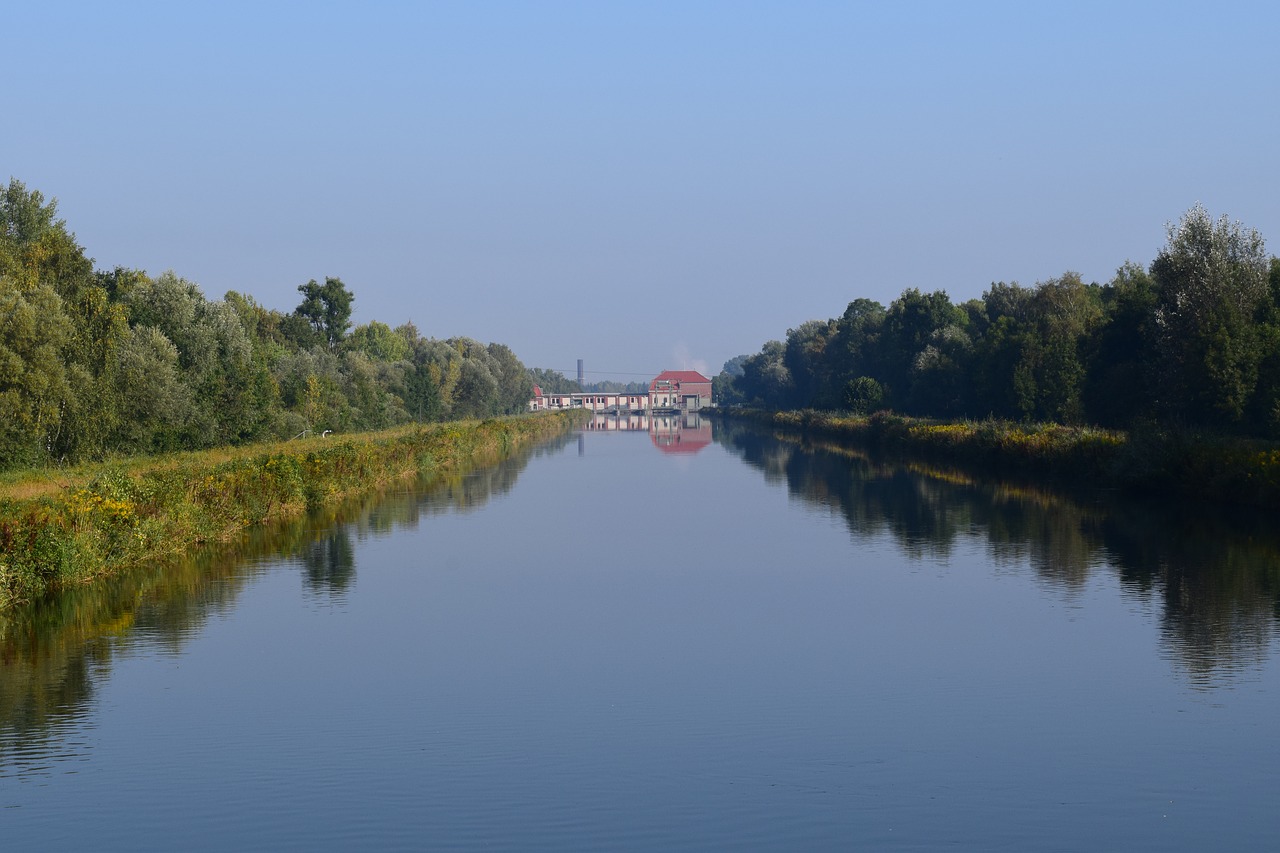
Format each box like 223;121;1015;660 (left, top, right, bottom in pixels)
0;411;587;609
705;408;1280;507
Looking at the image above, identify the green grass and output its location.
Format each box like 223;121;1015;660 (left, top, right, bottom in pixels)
0;411;587;609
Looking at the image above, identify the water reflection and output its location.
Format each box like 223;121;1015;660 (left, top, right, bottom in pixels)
585;412;713;454
0;432;573;777
300;531;356;599
715;421;1280;686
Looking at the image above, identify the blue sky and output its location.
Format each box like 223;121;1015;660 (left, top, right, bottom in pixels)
8;1;1279;381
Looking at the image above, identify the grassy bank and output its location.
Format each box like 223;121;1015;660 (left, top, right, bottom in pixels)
707;408;1280;507
0;411;586;609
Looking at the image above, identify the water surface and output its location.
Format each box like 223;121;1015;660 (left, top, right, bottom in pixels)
3;416;1279;850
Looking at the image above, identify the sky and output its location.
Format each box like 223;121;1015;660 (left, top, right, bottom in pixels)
7;1;1280;382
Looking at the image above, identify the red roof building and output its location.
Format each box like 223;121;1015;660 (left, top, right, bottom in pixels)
649;370;712;412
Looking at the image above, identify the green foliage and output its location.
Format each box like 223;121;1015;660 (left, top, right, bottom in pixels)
0;279;72;465
738;340;794;407
1009;272;1103;423
828;298;886;391
1150;204;1270;427
111;325;191;451
485;343;530;413
1081;263;1159;426
7;178;1280;470
712;356;750;406
785;319;839;408
348;320;410;362
527;366;581;394
0;412;584;608
717;205;1278;442
290;276;354;350
710;406;1280;508
843;376;884;414
0;179;547;471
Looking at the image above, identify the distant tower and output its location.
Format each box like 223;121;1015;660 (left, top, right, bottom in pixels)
577;359;584;386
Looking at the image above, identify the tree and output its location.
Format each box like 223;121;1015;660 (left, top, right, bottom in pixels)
452;357;499;418
291;277;354;350
1247;257;1280;436
968;317;1019;418
738;340;794;408
784;319;838;408
111;325;191;451
1;178;127;463
402;359;443;422
486;342;531;414
1017;272;1102;423
878;289;967;413
527;367;581;395
713;355;751;407
910;323;972;417
347;320;410;362
1150;204;1270;426
0;278;72;467
338;350;406;431
124;272;266;446
843;376;884;414
1082;263;1159;426
273;348;349;433
825;298;886;409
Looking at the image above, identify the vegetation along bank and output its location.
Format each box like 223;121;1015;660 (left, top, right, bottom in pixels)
0;411;586;610
713;205;1280;440
708;408;1280;508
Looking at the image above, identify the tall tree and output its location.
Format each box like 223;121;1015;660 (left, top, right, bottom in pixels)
1150;204;1270;426
486;342;531;414
712;355;751;407
291;277;354;351
1015;272;1102;423
784;319;838;409
878;288;967;413
738;340;794;407
1082;263;1160;426
0;279;72;466
1248;257;1280;436
0;179;126;463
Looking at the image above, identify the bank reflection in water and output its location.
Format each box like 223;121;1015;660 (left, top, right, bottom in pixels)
0;432;574;777
585;412;713;454
715;421;1280;686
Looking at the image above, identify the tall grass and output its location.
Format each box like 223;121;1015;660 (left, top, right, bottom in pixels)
0;411;586;609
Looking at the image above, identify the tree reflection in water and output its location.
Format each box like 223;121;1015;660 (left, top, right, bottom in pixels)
300;531;356;599
715;422;1280;687
0;432;573;777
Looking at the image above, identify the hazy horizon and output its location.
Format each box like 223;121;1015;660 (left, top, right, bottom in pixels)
9;1;1279;381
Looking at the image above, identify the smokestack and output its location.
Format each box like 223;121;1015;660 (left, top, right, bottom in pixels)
577;359;584;386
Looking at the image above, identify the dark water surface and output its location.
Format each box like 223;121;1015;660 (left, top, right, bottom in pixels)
4;417;1280;850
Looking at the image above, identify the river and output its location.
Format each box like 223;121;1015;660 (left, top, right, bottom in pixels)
3;414;1279;850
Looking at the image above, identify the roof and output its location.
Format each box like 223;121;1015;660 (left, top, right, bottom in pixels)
650;370;712;390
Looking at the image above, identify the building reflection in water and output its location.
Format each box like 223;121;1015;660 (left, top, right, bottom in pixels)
583;412;713;454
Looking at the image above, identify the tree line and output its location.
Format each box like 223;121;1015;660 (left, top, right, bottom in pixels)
0;179;537;471
717;205;1280;437
525;368;648;395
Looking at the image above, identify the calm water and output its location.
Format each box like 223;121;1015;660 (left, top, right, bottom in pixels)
4;416;1280;850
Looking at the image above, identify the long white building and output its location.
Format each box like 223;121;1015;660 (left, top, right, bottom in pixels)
529;370;713;413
